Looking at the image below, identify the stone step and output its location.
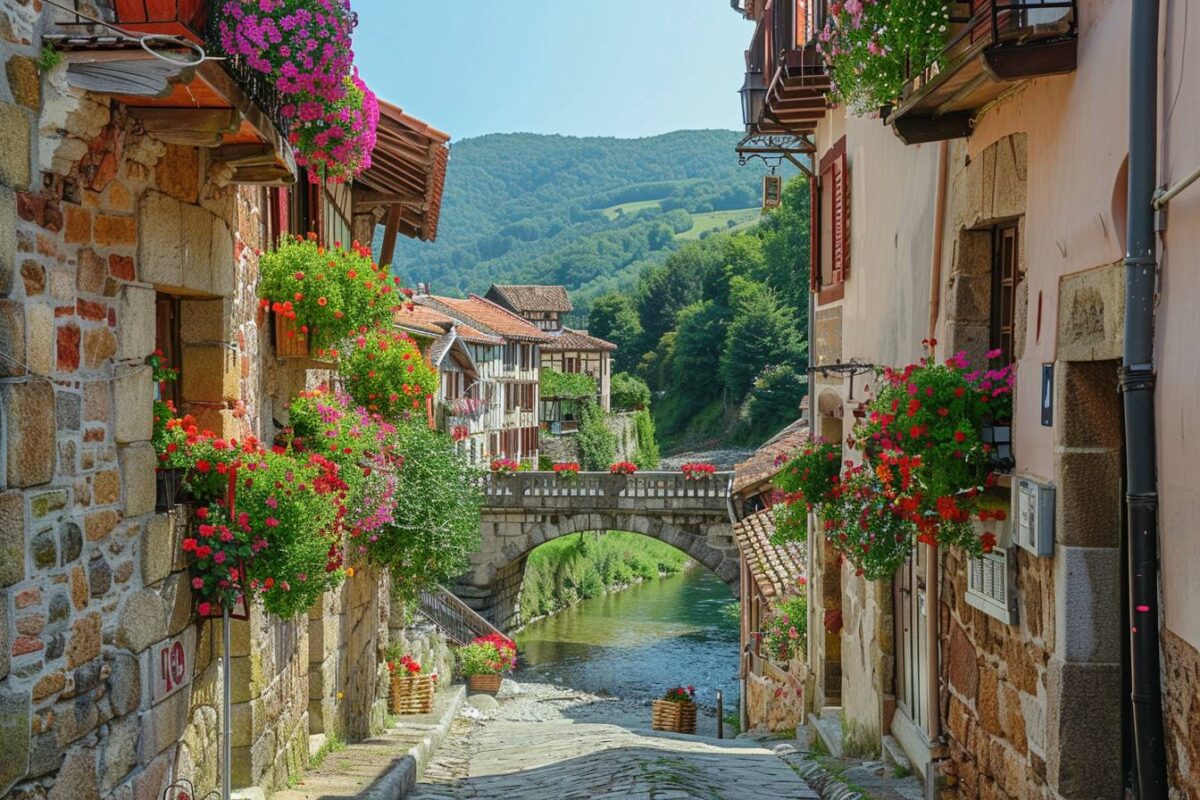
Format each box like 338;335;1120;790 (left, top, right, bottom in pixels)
809;708;844;758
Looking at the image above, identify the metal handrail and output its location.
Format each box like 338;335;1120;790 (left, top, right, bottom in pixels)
416;585;505;646
203;7;292;138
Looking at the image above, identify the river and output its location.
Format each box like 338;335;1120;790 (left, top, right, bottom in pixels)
514;566;740;713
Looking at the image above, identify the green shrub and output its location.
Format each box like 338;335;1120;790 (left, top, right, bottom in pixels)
577;401;617;470
611;372;651;411
632;409;660;468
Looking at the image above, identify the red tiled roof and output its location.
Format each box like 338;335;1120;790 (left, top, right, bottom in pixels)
356;101;451;242
542;327;617;353
733;507;806;600
413;295;553;342
393;304;500;345
488;284;573;313
732;417;811;494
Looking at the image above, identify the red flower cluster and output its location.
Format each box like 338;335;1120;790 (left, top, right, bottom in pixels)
680;463;716;480
609;461;638;475
388;654;424;676
662;685;696;703
552;462;581;477
491;458;521;475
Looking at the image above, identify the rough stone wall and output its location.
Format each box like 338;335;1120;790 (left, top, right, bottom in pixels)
387;604;454;686
537;411;640;466
838;569;892;757
938;546;1054;800
746;658;805;734
0;24;340;798
1163;629;1200;799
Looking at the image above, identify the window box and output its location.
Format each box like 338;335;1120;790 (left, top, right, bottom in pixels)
273;313;309;359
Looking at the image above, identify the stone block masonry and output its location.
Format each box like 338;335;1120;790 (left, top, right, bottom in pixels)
0;28;389;800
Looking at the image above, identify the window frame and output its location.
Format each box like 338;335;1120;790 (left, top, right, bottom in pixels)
989;222;1020;365
811;135;850;305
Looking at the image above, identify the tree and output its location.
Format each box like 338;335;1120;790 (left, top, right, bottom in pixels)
610;372;651;411
720;277;806;400
588;294;644;373
577;401;617;470
740;364;809;438
758;175;812;324
671;301;727;404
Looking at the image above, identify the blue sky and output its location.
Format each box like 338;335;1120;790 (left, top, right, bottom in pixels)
351;0;751;142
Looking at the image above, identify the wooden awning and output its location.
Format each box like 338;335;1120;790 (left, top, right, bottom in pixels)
355;101;450;244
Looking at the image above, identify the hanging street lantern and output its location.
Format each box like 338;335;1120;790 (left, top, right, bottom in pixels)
763;172;783;209
740;67;767;130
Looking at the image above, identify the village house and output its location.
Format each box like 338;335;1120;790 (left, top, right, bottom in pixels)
0;3;449;797
394;302;503;465
729;418;810;735
484;283;617;424
734;1;1200;798
412;292;549;462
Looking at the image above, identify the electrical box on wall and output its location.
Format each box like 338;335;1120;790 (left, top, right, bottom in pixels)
1015;476;1055;557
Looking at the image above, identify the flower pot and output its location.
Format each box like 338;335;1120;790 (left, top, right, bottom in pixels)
651;700;696;734
155;467;185;513
389;673;436;714
467;673;502;695
273;313;309;359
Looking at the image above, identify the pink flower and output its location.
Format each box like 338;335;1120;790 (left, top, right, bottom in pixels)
198;602;212;616
192;577;204;589
213;551;227;565
265;517;280;528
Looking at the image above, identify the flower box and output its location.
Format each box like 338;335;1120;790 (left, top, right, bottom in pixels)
273;313;309;359
651;700;696;734
389;673;435;715
467;673;502;695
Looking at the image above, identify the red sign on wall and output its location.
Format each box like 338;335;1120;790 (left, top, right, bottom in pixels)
152;628;195;704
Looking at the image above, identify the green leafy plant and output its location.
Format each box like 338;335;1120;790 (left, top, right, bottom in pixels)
611;372;651;411
577;401;617;470
661;685;696;703
37;44;63;72
540;368;597;400
258;234;401;355
339;326;438;419
457;634;517;676
632;409;660;468
757;593;808;662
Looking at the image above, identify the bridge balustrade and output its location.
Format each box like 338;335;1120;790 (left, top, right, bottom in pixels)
480;471;733;513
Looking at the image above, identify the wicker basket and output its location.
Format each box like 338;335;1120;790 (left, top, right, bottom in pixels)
389;674;435;715
467;673;502;694
274;314;309;359
651;700;696;734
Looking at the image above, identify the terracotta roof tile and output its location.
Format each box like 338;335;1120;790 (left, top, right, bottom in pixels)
489;284;573;313
413;295;553;342
357;101;451;242
733;507;806;600
732;417;811;494
393;304;500;345
542;327;617;352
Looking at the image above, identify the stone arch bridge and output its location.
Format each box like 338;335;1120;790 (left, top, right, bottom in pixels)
454;471;737;631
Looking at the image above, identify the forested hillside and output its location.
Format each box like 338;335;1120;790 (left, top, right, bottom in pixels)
384;130;788;322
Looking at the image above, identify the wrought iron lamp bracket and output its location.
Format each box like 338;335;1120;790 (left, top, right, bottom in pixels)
736;133;815;176
812;358;876;400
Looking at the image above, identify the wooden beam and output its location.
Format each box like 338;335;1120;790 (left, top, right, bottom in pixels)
379;204;402;269
128;107;239;146
890;111;974;145
352;187;424;210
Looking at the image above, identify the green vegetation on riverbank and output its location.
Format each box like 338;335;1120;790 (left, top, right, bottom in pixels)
519;532;690;621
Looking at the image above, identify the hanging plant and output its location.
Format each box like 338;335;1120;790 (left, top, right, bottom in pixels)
539;368;597;400
774;441;842;512
258;234;402;355
217;0;357;109
339;326;438;419
818;0;952;114
290;69;380;184
184;503;255;617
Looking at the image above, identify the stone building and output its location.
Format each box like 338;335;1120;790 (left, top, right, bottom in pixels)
729;419;811;735
734;1;1200;797
0;4;449;798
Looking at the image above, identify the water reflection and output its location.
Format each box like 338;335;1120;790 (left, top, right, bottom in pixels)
515;567;740;707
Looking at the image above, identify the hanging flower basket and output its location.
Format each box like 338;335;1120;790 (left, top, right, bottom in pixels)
389;674;436;714
274;312;309;359
467;673;502;695
651;699;697;734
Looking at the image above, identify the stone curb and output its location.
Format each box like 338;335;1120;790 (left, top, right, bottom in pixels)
358;684;467;800
773;744;864;800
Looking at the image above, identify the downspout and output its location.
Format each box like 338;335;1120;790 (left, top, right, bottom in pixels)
1123;1;1169;797
807;219;818;712
925;140;949;748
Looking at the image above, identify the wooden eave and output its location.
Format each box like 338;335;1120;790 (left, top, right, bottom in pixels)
756;44;830;135
886;22;1077;145
52;37;295;183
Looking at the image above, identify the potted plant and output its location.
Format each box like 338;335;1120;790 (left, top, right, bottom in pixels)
651;685;697;734
148;350;184;511
385;648;437;715
609;461;638;476
457;633;517;695
258;236;401;359
290;69;380;184
490;458;521;475
680;462;716;481
552;462;581;484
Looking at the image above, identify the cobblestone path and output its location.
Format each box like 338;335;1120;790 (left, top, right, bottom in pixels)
409;682;819;800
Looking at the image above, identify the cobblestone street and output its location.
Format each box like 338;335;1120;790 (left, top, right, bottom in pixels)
408;682;819;800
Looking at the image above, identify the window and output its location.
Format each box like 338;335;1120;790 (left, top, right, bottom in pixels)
503;343;518;369
811;135;850;303
565;356;578;373
154;293;182;408
990;223;1020;364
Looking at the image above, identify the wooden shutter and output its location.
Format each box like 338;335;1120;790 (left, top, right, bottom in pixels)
831;151;849;283
809;174;821;292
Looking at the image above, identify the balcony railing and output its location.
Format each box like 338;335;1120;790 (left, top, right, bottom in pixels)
888;0;1077;143
204;10;292;138
744;1;830;135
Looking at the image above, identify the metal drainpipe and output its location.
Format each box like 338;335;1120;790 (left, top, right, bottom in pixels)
807;212;818;712
1124;1;1169;797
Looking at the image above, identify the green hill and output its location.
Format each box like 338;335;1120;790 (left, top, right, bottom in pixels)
381;130;791;322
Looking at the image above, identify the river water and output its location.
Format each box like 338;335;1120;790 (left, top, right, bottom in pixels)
514;567;740;711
